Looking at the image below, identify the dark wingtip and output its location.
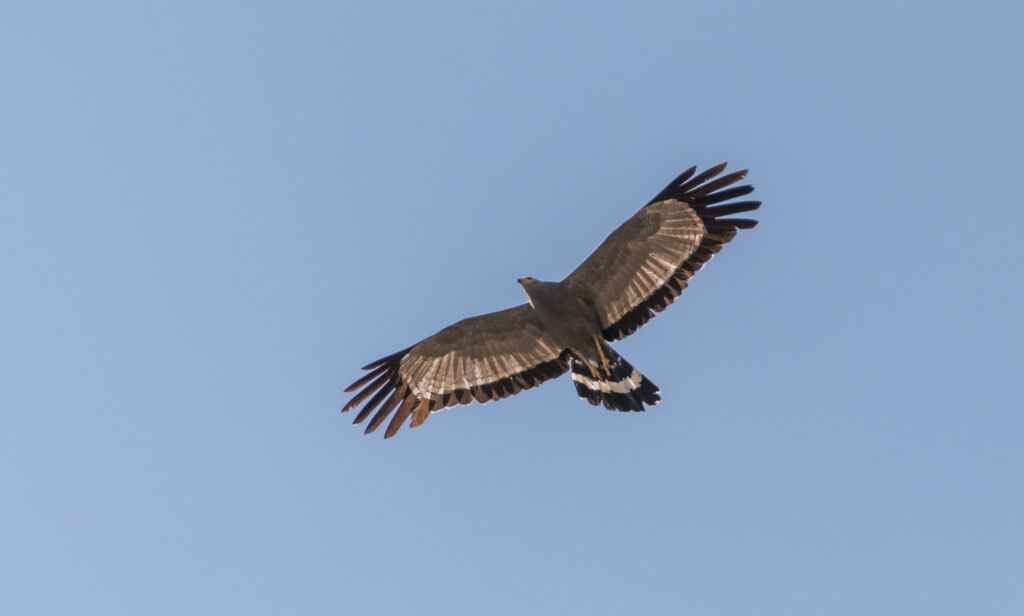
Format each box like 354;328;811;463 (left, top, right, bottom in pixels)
650;162;753;206
648;165;697;204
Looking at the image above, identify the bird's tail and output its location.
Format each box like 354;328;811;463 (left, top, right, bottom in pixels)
570;343;661;412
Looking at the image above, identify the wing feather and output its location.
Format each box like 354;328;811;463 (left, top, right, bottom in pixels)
562;163;760;341
342;303;570;438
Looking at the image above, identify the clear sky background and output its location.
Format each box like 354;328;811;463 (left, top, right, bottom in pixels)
3;2;1022;614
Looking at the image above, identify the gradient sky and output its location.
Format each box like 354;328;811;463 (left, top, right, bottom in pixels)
3;2;1023;614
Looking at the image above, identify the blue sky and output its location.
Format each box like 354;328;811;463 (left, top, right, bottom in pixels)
3;1;1022;614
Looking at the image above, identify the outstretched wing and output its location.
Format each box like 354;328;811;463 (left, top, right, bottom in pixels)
562;163;760;341
342;304;569;438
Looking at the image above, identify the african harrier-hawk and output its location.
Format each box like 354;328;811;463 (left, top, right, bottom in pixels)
343;163;760;438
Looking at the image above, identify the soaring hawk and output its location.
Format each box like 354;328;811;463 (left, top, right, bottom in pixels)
343;163;760;438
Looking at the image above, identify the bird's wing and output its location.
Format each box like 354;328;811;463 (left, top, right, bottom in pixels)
342;304;569;438
562;163;760;341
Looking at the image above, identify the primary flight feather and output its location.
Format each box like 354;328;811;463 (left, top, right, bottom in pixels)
343;163;760;438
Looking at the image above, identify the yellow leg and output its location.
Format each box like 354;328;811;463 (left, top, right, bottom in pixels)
594;337;611;377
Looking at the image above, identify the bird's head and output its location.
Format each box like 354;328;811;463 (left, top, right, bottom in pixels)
517;276;536;288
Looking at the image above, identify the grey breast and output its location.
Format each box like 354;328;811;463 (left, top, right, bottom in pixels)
524;280;601;359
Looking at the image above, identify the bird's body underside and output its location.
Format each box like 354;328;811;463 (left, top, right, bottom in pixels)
343;163;760;438
518;277;660;412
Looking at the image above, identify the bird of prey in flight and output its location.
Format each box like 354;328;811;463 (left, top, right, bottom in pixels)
343;163;760;438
